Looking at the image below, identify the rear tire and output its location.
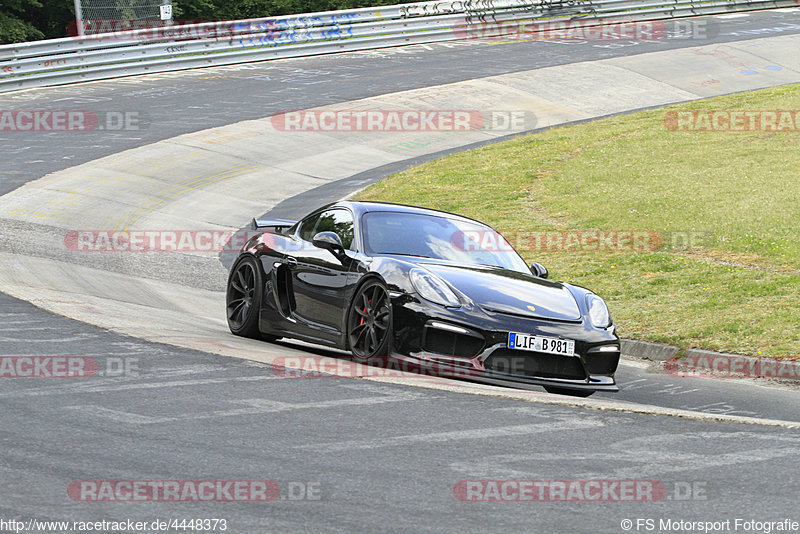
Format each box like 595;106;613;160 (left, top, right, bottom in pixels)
226;255;263;339
346;278;392;362
544;386;594;398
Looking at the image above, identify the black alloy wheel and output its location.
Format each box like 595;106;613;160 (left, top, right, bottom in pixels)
226;256;262;338
347;279;392;360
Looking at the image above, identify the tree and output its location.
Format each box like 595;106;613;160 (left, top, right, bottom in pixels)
31;0;75;39
1;0;421;44
0;0;45;44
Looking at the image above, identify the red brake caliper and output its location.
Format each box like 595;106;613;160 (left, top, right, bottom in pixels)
359;299;372;326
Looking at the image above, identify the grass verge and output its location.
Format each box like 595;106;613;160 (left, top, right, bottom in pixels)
357;84;800;359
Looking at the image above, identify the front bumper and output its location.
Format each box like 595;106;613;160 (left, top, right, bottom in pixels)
390;296;621;392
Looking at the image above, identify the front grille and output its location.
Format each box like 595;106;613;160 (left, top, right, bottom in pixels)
422;328;484;358
485;348;586;380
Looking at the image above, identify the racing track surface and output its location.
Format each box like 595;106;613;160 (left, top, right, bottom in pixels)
2;11;800;192
2;10;800;533
3;291;800;533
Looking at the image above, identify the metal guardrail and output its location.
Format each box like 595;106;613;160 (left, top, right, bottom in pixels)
0;0;797;92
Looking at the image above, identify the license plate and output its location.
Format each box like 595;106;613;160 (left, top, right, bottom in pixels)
508;332;575;356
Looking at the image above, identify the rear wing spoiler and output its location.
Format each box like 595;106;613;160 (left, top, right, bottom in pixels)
251;218;296;233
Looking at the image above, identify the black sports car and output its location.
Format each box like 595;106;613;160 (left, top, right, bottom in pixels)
226;201;620;396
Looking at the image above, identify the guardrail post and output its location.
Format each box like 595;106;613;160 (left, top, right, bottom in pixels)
73;0;85;37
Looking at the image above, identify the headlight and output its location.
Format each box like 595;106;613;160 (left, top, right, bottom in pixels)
586;293;611;328
409;268;461;308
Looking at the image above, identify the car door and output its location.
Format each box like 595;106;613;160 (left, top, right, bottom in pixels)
289;208;356;335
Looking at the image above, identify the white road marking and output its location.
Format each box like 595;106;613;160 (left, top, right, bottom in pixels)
620;378;702;395
298;419;605;452
363;376;800;429
449;432;800;478
61;387;429;424
0;375;279;398
0;335;93;342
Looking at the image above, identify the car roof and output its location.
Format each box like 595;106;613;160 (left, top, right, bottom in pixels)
333;200;491;228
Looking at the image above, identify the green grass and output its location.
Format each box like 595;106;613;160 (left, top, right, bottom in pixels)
357;84;800;359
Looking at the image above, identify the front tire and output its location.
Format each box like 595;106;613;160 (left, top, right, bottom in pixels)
346;278;392;361
226;255;263;339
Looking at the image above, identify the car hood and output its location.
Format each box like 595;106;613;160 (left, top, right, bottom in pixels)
421;263;582;321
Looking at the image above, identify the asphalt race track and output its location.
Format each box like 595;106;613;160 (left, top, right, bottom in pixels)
3;11;800;193
3;291;800;532
2;10;800;533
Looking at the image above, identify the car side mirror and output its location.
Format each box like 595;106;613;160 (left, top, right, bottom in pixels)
312;231;345;253
530;262;548;279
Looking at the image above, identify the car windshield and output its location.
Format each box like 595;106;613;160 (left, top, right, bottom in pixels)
362;211;531;273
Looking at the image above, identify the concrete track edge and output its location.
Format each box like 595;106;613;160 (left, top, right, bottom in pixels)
1;28;799;424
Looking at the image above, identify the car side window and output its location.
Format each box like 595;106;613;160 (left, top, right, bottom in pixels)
315;209;355;250
298;213;321;242
297;209;356;250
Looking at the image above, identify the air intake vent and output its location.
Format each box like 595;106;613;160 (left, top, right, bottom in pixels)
485;349;586;380
422;326;483;358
